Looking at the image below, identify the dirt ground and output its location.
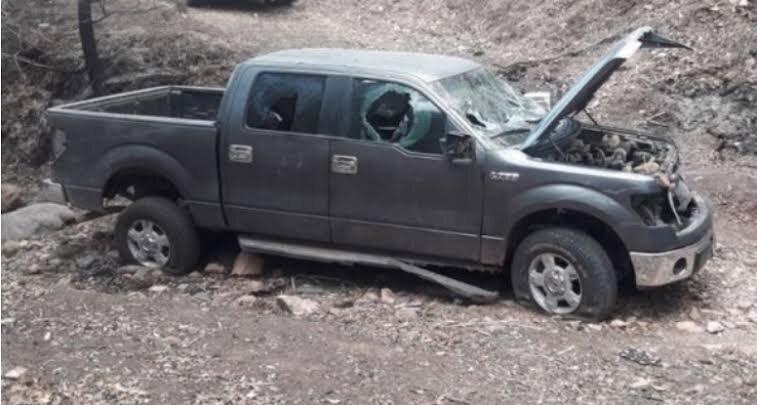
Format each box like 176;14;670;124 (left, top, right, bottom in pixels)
2;0;757;404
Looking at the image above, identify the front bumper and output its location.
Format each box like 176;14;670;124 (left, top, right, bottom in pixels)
630;228;714;287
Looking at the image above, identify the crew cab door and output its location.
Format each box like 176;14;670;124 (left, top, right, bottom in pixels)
329;78;483;261
221;69;338;242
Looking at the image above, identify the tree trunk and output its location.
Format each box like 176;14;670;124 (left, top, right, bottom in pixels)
78;0;104;96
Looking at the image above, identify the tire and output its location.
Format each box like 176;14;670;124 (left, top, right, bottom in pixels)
511;227;617;320
115;197;200;275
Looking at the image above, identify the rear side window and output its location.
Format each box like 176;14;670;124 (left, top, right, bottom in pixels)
246;73;325;134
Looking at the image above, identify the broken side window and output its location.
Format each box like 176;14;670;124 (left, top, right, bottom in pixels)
246;72;326;134
349;79;446;154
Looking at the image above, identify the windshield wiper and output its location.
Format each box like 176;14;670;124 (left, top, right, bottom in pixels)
490;127;529;139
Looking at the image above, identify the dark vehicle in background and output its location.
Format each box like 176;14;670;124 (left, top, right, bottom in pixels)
45;27;713;320
186;0;295;7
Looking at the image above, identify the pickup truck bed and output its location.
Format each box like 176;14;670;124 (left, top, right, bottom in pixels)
47;86;226;229
63;86;224;120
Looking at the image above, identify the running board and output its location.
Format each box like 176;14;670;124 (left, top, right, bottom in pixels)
237;236;499;304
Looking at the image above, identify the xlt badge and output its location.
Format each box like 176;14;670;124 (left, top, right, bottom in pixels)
489;171;520;182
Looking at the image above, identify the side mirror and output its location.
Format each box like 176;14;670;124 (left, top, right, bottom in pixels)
524;91;552;111
442;131;475;165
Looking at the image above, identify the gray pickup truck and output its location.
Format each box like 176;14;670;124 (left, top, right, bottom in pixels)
46;27;713;319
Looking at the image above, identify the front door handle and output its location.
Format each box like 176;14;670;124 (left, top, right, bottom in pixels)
229;144;253;163
331;155;358;174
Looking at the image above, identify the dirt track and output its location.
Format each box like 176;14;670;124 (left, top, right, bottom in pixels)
2;1;757;404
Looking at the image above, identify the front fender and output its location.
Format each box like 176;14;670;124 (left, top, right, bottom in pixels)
482;184;640;264
503;184;637;235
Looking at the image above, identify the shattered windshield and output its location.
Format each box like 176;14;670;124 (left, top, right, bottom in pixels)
432;68;546;146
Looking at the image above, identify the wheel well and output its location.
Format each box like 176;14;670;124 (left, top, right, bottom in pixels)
505;209;635;285
103;169;182;202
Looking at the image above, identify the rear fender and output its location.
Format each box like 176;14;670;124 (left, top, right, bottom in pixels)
95;144;193;201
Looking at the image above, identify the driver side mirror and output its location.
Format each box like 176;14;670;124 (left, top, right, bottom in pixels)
442;131;475;165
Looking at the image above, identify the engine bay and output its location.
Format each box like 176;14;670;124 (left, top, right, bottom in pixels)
536;124;678;176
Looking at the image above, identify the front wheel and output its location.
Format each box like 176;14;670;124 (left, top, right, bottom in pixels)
511;227;617;320
115;197;200;275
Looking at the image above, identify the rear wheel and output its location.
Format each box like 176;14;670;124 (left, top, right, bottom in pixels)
115;197;200;275
511;227;617;320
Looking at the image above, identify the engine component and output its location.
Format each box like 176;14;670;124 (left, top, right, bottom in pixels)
539;127;675;176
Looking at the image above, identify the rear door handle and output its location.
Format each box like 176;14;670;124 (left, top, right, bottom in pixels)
331;155;358;174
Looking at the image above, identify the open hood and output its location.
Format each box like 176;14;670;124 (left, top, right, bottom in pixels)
521;27;690;150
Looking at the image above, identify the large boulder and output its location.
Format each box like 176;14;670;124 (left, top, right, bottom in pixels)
1;203;76;240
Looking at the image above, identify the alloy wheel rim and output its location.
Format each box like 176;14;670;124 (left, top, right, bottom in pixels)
126;219;171;268
528;252;582;314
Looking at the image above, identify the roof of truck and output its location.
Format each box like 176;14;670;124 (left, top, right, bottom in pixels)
246;48;480;82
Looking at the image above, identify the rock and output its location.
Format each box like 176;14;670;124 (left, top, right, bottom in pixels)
24;264;42;275
609;319;628;328
619;348;661;366
1;203;76;240
736;300;753;310
748;310;757;324
117;265;145;275
689;307;702;321
75;255;97;269
1;240;27;256
133;267;154;282
1;184;22;212
396;307;419;320
356;290;379;305
204;261;228;274
380;288;396;304
729;0;748;7
276;295;320;316
233;295;258;307
3;366;27;380
629;377;652;389
706;321;725;334
55;241;86;259
242;279;266;293
231;252;264;276
675;320;704;333
333;299;355;309
149;285;169;293
120;265;162;290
